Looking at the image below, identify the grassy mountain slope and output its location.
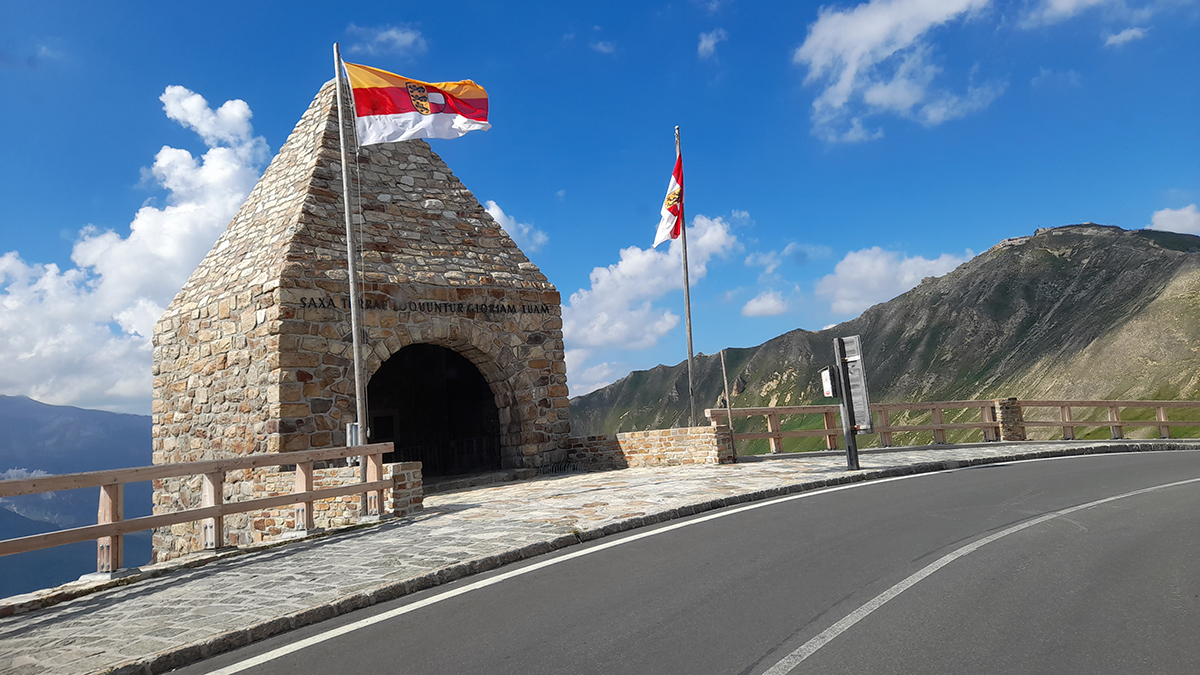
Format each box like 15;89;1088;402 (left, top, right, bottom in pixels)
569;225;1200;449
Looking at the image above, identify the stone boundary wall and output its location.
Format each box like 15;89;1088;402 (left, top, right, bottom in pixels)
154;462;424;559
562;426;736;471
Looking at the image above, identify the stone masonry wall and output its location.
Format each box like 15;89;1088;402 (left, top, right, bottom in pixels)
562;426;736;471
152;79;566;561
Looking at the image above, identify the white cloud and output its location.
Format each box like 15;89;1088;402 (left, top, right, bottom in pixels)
565;349;617;397
816;246;972;315
826;117;885;143
794;0;1004;141
698;29;728;59
347;24;428;56
590;41;616;54
1031;67;1082;87
563;215;740;350
484;200;549;252
742;290;789;316
0;468;49;481
0;87;267;413
555;189;566;201
745;251;784;275
746;242;832;276
1021;0;1108;27
1146;204;1200;234
1105;26;1148;46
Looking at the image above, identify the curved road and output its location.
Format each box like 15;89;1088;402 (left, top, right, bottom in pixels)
175;451;1200;674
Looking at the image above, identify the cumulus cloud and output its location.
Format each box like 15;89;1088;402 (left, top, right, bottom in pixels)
590;41;616;54
484;200;549;252
1146;204;1200;234
742;290;789;316
793;0;1005;141
347;24;428;56
563;215;740;350
816;246;972;315
1105;26;1147;46
698;29;728;59
0;87;267;413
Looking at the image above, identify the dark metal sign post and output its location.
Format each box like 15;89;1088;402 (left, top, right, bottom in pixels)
831;335;873;471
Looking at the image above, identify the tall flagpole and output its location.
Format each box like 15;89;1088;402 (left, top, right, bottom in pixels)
334;43;369;447
676;126;696;428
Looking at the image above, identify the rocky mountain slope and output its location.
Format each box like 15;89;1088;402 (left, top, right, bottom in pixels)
0;396;152;597
568;225;1200;446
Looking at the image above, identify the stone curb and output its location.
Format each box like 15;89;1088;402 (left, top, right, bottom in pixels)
0;514;403;619
82;441;1200;673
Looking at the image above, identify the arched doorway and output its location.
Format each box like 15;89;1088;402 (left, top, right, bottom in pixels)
366;344;502;476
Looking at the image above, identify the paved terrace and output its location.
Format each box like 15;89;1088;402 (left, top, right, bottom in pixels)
4;439;1199;675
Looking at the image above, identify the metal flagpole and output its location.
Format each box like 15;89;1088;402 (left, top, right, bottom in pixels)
721;348;736;460
676;126;696;428
333;44;369;449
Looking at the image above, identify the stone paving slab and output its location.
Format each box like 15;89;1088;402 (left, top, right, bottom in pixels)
2;439;1198;675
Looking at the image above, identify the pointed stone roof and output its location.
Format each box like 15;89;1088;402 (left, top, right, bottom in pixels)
169;80;552;321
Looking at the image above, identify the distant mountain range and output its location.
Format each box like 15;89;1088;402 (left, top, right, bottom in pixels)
569;225;1200;448
0;395;152;597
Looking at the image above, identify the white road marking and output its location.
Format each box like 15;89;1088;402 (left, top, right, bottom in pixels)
205;470;946;674
206;451;1195;674
760;474;1200;675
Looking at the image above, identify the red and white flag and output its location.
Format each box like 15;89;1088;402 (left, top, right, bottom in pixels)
342;61;490;145
653;146;684;248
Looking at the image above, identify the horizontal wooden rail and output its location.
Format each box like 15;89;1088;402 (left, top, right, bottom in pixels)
1017;400;1200;441
0;479;393;558
1019;400;1200;409
707;400;998;453
706;398;1200;455
0;442;399;574
0;442;393;498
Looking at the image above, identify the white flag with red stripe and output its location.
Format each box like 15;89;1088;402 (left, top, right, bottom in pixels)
653;147;683;248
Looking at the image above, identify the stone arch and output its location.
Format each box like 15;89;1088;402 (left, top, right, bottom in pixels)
361;317;524;471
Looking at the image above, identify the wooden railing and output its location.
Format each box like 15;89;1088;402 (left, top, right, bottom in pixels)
706;399;1200;454
1019;400;1200;440
0;442;396;574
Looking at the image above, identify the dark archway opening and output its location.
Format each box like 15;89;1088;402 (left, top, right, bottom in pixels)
366;344;501;477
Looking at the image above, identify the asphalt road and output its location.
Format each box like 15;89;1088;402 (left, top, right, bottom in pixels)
174;451;1200;675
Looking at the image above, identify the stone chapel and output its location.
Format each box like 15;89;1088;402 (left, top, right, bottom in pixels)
150;80;570;557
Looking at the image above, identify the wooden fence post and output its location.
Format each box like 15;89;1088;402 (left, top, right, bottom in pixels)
766;413;783;453
201;472;224;550
1060;406;1075;440
366;453;384;516
981;405;997;442
873;410;892;446
1157;407;1170;439
1108;406;1124;439
931;407;947;444
97;483;124;573
295;461;315;532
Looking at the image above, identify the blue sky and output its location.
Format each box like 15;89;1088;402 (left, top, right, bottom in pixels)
1;0;1197;413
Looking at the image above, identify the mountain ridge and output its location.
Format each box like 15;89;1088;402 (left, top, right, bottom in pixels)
568;224;1200;442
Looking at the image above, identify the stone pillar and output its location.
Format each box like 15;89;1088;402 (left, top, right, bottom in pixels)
389;461;424;517
994;398;1026;441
